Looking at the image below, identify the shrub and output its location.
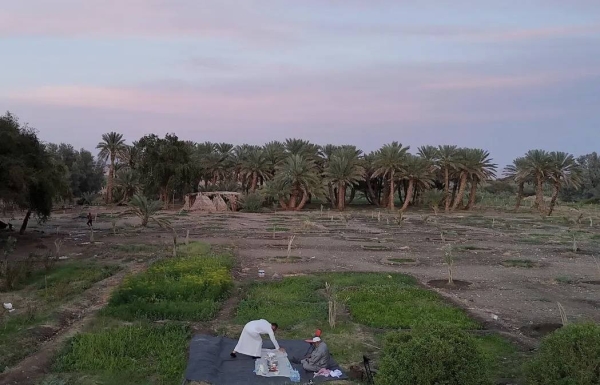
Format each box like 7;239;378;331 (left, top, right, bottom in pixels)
377;324;492;385
241;191;265;212
525;323;600;385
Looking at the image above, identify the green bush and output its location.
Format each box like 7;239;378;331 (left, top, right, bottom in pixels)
241;191;265;212
525;323;600;385
376;324;492;385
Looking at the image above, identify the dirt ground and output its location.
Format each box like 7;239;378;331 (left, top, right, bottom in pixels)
1;204;599;383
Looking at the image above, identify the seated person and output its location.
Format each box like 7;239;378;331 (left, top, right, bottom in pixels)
301;337;330;372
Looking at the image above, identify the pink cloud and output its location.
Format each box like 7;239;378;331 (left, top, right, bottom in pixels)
422;69;600;90
6;84;424;126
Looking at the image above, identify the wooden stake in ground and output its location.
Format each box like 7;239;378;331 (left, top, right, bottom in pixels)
287;235;296;260
89;227;94;243
185;230;190;245
443;244;454;285
172;229;178;257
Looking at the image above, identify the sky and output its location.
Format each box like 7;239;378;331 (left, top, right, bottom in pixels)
1;0;599;168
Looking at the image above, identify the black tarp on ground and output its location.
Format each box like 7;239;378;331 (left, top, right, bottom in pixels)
184;335;347;385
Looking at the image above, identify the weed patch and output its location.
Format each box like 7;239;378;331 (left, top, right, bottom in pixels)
104;242;232;321
501;259;535;268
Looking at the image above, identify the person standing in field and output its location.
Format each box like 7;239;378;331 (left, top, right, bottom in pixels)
86;212;93;228
231;319;284;358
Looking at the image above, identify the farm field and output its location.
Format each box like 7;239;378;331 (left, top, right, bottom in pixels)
1;204;599;385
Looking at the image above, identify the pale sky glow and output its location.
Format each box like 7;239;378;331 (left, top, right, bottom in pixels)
1;0;599;166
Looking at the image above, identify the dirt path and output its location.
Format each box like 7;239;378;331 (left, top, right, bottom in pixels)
0;262;146;385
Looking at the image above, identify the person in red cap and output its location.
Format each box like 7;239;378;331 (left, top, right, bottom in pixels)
301;337;330;372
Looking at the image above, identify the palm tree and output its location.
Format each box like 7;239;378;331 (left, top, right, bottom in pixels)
263;141;286;176
115;169;141;203
270;154;323;210
547;152;582;216
399;155;435;211
504;157;529;210
324;149;365;210
464;149;497;210
127;194;171;228
96;132;126;203
451;148;470;210
518;150;553;213
436;145;459;213
372;142;409;210
241;149;271;191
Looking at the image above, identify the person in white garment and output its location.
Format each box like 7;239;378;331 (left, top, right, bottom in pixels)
230;319;284;358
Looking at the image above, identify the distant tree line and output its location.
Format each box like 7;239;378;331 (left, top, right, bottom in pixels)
1;111;597;233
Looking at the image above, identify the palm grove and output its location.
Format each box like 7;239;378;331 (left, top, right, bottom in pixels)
1;111;598;233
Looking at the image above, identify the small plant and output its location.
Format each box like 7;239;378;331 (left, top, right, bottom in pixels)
1;236;18;290
572;234;578;252
443;244;454;285
557;302;568;325
172;229;178;258
422;189;444;215
127;194;171;228
525;323;600;385
54;239;63;257
325;282;337;328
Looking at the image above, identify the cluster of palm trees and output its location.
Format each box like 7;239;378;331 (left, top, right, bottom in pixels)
97;132;506;213
504;150;581;215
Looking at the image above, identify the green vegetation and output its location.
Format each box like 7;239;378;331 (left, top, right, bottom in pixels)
525;323;600;385
376;324;492;385
104;242;232;321
53;323;189;385
240;191;265;212
236;273;477;330
1;261;118;372
502;259;536;268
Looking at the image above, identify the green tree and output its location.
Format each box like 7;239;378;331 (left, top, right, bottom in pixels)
372;142;409;210
399;155;434;211
267;154;323;210
115;169;141;203
436;145;459;213
547;151;582;216
504;156;529;210
518;150;553;213
463;149;497;210
0;112;66;234
240;148;270;192
96;132;127;203
324;148;364;210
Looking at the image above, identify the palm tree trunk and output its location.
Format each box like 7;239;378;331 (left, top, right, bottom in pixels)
547;182;560;216
401;179;414;211
251;172;258;191
388;170;395;210
444;167;450;213
19;210;32;235
107;157;115;203
288;190;298;210
535;173;545;213
337;182;345;211
452;172;468;210
278;197;288;210
366;178;380;207
346;187;356;205
514;182;524;210
465;181;478;210
296;189;309;211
